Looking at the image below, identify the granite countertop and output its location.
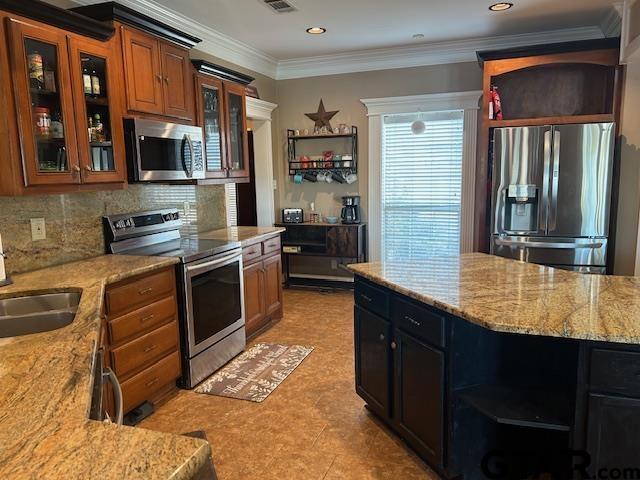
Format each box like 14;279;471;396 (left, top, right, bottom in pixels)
348;253;640;344
197;226;285;247
0;256;210;479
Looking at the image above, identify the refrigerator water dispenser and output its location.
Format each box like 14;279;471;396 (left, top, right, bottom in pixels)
504;184;538;233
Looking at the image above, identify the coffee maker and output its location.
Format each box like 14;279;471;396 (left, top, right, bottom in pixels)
341;196;361;224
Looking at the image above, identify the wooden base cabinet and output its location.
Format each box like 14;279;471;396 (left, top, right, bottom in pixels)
243;234;283;339
104;267;181;415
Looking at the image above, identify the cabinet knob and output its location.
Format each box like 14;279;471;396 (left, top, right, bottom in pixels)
164;77;169;83
85;165;93;172
72;165;81;174
156;74;162;82
391;341;397;350
379;334;385;342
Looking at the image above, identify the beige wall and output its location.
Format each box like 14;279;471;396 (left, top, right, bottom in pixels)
613;60;640;275
272;62;483;223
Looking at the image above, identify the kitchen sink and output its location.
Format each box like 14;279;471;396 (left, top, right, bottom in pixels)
0;291;81;338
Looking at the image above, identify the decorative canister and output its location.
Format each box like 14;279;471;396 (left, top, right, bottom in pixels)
34;107;51;137
28;52;44;88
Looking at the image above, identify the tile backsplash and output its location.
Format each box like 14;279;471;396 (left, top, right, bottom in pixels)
0;184;227;275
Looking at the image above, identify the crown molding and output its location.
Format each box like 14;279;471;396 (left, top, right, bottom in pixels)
276;26;604;79
600;3;623;37
361;91;482;117
246;97;278;121
71;0;279;78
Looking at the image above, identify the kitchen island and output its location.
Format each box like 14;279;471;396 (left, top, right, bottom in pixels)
0;256;210;479
348;253;640;480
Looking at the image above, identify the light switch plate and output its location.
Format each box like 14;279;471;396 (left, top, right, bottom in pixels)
30;218;46;241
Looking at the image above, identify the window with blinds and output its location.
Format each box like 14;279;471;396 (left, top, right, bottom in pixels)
225;183;238;227
382;111;464;261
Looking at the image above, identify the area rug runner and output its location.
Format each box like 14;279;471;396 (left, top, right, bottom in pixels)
194;343;314;402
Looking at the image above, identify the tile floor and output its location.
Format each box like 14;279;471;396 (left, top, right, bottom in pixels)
141;289;435;479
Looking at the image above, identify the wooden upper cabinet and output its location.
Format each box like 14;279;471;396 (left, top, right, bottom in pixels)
68;36;126;184
121;26;194;121
121;26;163;115
160;42;194;120
223;81;249;179
6;18;80;186
195;74;226;178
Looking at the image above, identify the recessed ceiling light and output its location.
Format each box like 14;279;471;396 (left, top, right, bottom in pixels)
412;33;425;40
489;2;513;11
306;27;326;34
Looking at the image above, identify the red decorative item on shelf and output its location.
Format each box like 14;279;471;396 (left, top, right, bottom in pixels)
490;85;503;120
323;150;334;168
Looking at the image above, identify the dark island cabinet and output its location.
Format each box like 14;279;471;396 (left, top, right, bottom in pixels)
586;394;640;475
354;276;448;474
394;329;444;467
354;305;392;418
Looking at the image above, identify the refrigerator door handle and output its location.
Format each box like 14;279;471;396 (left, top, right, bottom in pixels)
549;130;561;232
542;130;552;233
494;238;604;249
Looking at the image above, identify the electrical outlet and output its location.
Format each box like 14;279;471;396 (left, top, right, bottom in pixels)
30;218;46;241
273;179;277;190
331;260;338;270
183;201;191;216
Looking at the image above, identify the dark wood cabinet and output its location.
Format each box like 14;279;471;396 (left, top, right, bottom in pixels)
394;329;444;468
355;305;392;418
242;234;284;339
121;26;193;121
121;26;163;115
586;394;640;475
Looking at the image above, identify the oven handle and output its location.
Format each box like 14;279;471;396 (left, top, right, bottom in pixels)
185;250;242;276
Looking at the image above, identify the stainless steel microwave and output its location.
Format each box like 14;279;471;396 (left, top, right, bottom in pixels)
124;118;205;182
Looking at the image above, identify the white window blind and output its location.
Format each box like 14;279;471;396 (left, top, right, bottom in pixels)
382;111;464;261
225;183;238;227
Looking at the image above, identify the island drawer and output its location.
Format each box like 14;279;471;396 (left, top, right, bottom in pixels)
121;350;181;413
262;236;281;256
355;279;390;318
106;268;175;316
108;295;176;345
392;297;445;349
590;348;640;397
110;321;179;379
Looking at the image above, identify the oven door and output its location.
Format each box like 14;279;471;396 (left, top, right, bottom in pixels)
183;249;244;358
127;118;205;182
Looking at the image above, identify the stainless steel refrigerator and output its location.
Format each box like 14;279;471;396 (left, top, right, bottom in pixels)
490;123;615;274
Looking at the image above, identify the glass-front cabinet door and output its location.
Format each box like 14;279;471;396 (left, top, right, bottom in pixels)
196;75;227;179
7;19;80;186
68;37;125;184
223;81;250;178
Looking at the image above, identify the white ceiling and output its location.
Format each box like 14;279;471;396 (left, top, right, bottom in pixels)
149;0;617;59
59;0;621;78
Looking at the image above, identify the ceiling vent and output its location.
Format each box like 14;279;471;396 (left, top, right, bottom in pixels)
262;0;297;13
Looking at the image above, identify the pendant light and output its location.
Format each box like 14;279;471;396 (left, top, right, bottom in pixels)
411;111;425;135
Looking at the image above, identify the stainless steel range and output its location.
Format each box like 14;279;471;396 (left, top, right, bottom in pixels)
103;209;245;388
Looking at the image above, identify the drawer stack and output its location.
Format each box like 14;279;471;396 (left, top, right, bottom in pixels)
105;267;181;414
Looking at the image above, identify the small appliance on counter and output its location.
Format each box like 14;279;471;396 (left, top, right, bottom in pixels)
282;208;304;224
341;196;361;224
103;209;245;388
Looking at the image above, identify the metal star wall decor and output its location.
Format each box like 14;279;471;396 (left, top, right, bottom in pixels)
305;99;339;130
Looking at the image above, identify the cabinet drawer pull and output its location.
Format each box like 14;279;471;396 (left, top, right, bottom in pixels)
405;315;422;327
379;334;385;341
391;341;397;350
360;294;372;303
140;314;155;323
138;287;154;296
267;243;277;248
145;377;159;388
143;344;158;353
